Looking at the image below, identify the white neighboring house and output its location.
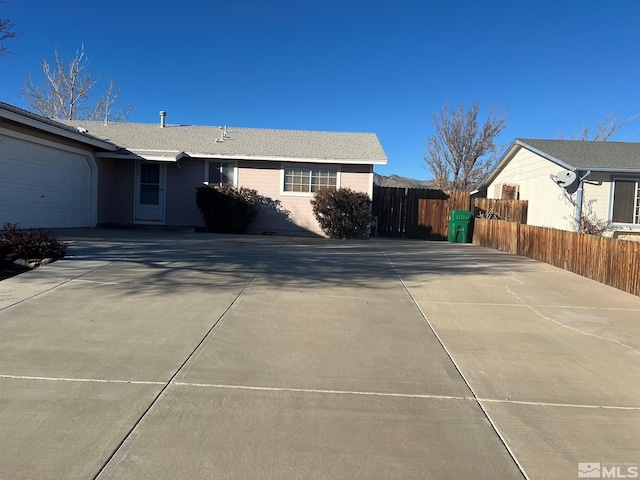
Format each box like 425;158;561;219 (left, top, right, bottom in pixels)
479;139;640;233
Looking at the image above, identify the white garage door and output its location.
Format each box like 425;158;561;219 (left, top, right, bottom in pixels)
0;135;94;229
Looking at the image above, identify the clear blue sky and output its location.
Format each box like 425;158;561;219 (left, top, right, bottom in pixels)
1;0;639;179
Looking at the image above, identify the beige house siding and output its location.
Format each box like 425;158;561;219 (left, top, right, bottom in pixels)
340;164;373;196
97;158;134;225
238;161;373;236
165;159;206;226
487;148;575;230
582;172;612;222
95;158;373;235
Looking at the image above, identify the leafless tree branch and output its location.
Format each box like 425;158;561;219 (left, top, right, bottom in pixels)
0;3;20;57
558;111;639;141
424;101;508;191
21;44;131;121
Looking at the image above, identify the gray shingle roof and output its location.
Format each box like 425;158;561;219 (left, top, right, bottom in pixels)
518;138;640;171
0;102;116;150
59;121;388;164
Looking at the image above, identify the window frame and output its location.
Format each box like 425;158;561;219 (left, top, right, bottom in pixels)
610;177;640;226
204;160;238;187
281;165;341;196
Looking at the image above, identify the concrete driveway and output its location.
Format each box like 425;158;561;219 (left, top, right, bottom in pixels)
0;229;638;479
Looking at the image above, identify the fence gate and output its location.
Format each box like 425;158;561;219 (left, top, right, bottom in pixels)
372;186;470;240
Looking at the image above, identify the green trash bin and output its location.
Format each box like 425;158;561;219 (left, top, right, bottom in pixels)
448;210;472;243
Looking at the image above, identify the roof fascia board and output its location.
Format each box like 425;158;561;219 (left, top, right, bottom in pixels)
478;140;520;188
95;151;178;162
517;140;577;171
479;139;578;189
577;167;640;174
0;108;117;151
185;153;387;165
98;151;386;165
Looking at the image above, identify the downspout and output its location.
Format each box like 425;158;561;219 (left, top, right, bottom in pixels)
575;170;592;231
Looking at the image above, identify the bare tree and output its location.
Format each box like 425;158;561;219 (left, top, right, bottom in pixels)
21;44;131;122
89;79;132;123
424;101;508;191
0;2;20;57
558;111;638;141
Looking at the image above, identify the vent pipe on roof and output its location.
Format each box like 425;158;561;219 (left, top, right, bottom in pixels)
160;111;166;128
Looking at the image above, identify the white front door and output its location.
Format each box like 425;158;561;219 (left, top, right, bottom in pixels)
134;162;166;223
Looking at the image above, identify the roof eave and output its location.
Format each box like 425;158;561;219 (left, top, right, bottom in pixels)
0;108;117;151
576;167;640;174
516;139;577;171
184;153;387;164
478;139;578;189
100;150;387;165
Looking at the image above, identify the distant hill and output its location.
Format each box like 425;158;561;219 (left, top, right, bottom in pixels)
373;173;435;189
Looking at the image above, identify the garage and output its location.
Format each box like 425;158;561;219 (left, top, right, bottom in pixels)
0;102;115;230
0;135;95;229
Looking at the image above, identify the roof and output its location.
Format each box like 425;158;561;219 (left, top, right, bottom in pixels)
480;138;640;188
0;102;117;151
518;139;640;171
58;120;388;165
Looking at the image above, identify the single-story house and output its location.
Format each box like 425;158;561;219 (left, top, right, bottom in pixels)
479;138;640;233
0;103;387;236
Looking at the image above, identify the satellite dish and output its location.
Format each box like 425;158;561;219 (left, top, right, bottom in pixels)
554;170;577;188
550;170;579;193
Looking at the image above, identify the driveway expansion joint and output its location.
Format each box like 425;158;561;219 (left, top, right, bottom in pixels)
171;382;476;401
479;398;640;411
375;240;529;480
91;237;293;480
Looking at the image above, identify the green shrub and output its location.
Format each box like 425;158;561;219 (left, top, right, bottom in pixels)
311;188;372;239
196;184;259;234
1;223;66;260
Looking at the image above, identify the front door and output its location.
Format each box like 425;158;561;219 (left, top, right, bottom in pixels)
135;162;166;223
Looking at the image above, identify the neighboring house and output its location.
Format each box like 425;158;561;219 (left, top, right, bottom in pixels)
0;103;387;235
479;139;640;233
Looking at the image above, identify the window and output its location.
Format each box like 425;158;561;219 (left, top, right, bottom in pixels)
284;167;337;193
501;184;519;200
139;163;160;205
612;179;640;224
207;161;235;186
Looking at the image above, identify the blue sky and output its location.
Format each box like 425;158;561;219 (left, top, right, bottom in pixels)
1;1;639;179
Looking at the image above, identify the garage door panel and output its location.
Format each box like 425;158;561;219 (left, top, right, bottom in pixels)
0;136;94;229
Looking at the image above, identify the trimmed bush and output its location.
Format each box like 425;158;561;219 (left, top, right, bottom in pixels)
196;184;259;234
1;223;66;260
311;188;372;239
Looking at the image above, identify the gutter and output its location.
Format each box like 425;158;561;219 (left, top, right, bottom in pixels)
0;108;117;151
574;170;592;231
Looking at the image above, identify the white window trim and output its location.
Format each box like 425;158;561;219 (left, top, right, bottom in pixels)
609;177;640;226
204;160;238;187
280;164;341;196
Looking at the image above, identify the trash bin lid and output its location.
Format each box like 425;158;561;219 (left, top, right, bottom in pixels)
449;210;472;221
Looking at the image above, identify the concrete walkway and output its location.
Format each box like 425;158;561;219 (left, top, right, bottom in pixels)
0;229;638;479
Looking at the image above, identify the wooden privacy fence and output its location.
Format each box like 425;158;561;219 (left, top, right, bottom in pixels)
474;198;528;224
473;218;640;297
372;186;470;239
417;191;473;239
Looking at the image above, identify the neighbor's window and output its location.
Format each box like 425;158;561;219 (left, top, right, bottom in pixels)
284;167;337;193
612;179;640;224
207;161;235;186
501;184;519;200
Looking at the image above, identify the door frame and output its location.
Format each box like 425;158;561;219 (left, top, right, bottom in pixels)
133;161;167;224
